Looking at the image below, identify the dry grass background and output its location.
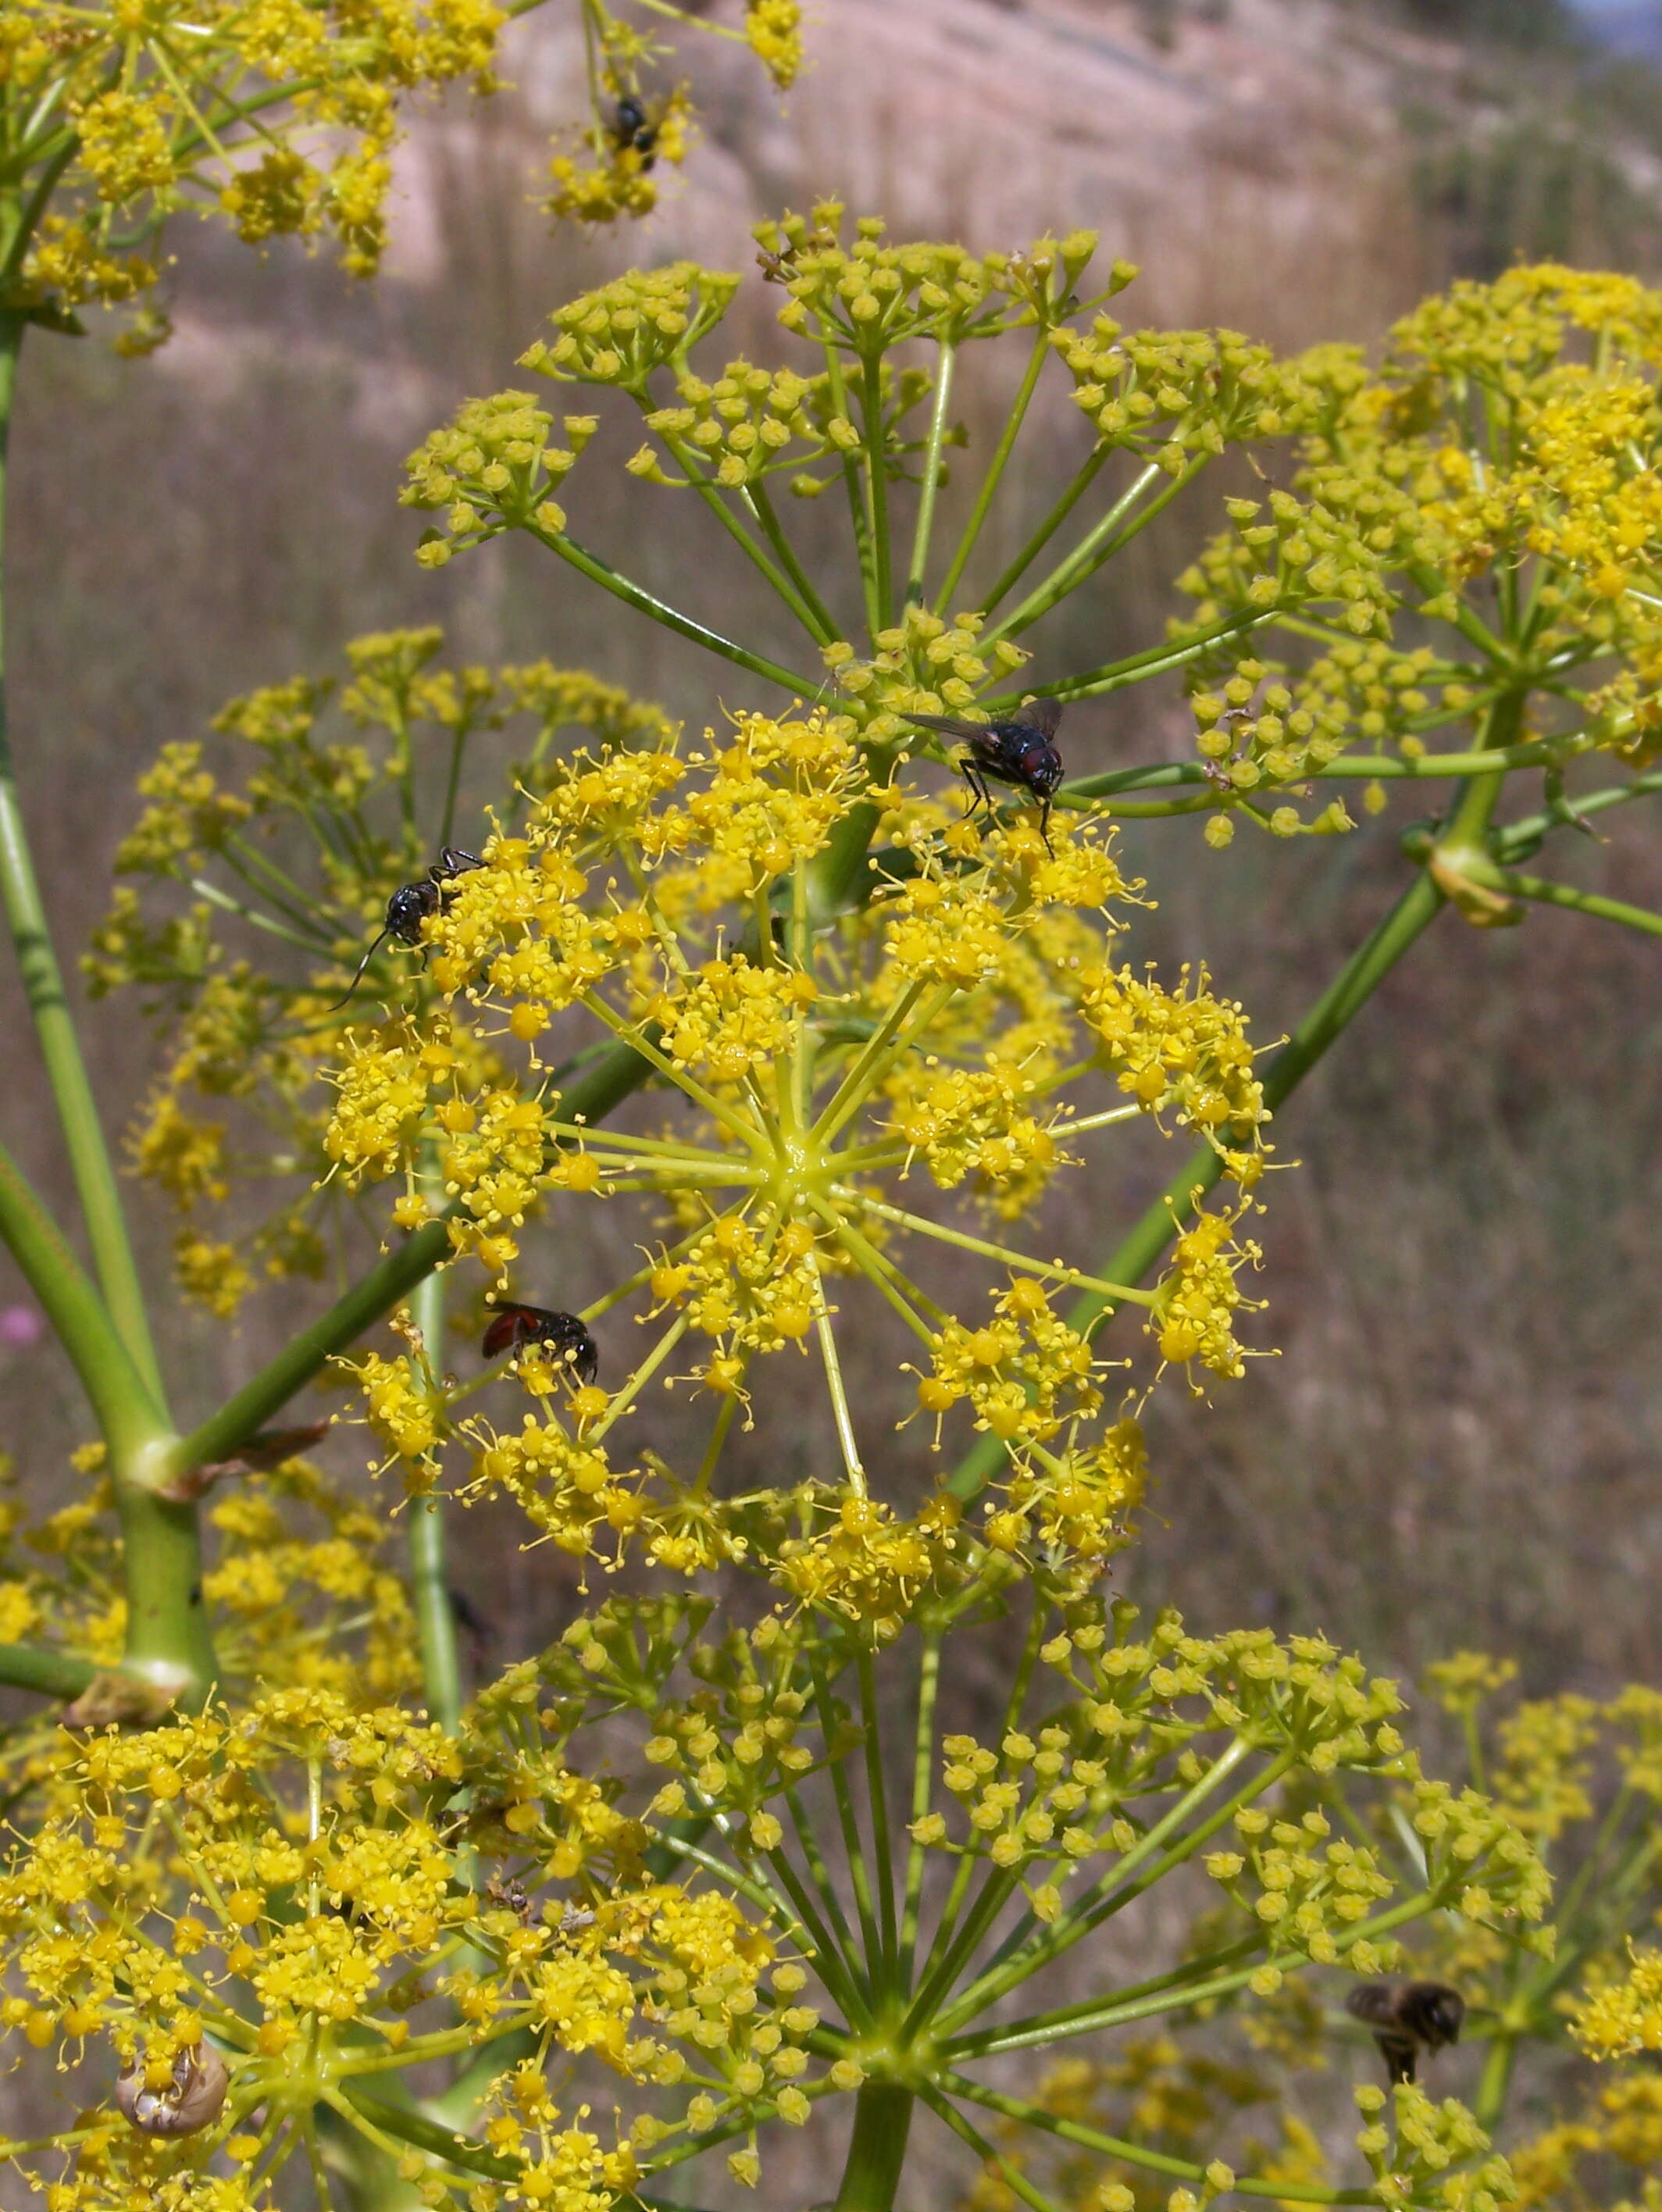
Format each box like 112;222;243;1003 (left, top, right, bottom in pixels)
3;2;1662;2184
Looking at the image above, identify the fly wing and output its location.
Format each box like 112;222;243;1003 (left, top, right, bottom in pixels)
903;712;990;741
1013;696;1063;740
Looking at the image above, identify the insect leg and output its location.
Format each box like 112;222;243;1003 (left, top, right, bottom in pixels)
433;847;484;881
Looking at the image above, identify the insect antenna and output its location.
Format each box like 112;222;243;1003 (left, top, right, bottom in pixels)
326;923;394;1014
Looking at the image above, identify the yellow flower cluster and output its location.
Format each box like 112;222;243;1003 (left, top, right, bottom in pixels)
758;205;1106;351
544;87;694;226
744;0;805;89
1057;321;1332;464
1154;1204;1265;1382
1353;2081;1514;2212
1081;960;1265;1166
917;1279;1102;1452
1510;2072;1662;2209
96;631;672;1312
0;1671;861;2207
823;602;1032;733
1179;263;1662;815
774;1492;965;1630
1574;1944;1662;2060
6;0;512;321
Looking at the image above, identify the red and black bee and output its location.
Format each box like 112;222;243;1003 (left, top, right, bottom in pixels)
329;847;483;1012
482;1304;599;1385
903;697;1065;851
611;94;658;169
1345;1979;1464;2085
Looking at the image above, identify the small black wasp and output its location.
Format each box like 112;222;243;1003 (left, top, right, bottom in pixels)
1345;1979;1465;2085
328;847;483;1011
903;697;1066;851
481;1304;600;1386
611;94;658;169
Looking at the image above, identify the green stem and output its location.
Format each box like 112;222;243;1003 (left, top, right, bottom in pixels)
1496;768;1662;854
166;1039;652;1481
116;1478;217;1704
1472;2033;1517;2132
833;2083;915;2212
0;1641;95;1699
526;519;815;696
937;324;1051;610
862;354;893;629
0;307;164;1400
898;1626;943;1982
858;1647;899;1981
1061;729;1588;805
948;865;1446;1501
905;342;955;605
1467;862;1662;937
943;2075;1377;2204
977;445;1111;618
658;429;829;643
0;1134;166;1464
946;1959;1268;2059
984;605;1271;711
989;457;1207;641
749;482;843;644
408;1171;463;1732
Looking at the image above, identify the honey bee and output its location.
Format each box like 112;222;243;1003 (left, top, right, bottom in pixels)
1345;1978;1465;2085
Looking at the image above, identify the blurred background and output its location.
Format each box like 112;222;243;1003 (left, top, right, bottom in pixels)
6;0;1662;1707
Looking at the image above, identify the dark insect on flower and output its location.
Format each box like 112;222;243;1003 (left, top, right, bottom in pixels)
903;697;1066;852
610;94;658;168
481;1304;599;1384
1345;1978;1465;2085
328;846;483;1012
484;1871;533;1921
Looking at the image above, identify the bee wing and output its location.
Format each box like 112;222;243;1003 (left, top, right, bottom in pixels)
483;1306;538;1360
902;712;990;742
1344;1983;1400;2029
1013;696;1064;740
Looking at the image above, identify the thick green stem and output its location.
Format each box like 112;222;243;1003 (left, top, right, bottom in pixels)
1472;2032;1517;2132
833;2084;915;2212
408;1186;463;1732
0;308;164;1400
0;1134;167;1465
0;1641;95;1699
167;1038;652;1481
116;1479;217;1704
949;866;1446;1500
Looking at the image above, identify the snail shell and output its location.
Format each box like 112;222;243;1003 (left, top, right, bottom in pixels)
115;2040;230;2137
